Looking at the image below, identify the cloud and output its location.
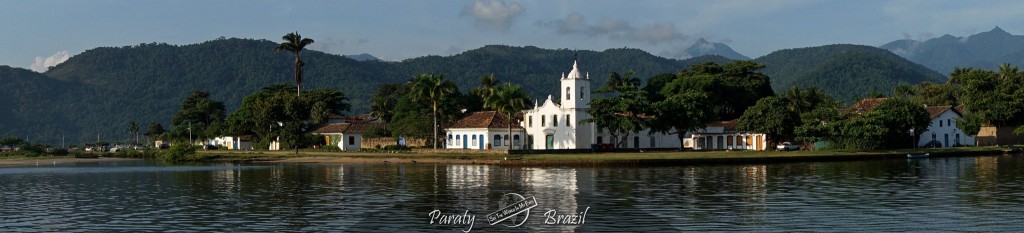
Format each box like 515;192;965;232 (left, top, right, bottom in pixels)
540;12;686;45
460;0;525;31
31;51;72;72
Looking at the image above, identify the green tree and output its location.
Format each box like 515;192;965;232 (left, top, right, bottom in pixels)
171;91;226;143
129;121;139;145
737;96;800;148
484;83;530;149
957;113;983;137
145;122;166;144
473;74;500;109
646;72;714;150
583;71;651;148
865;98;931;149
369;83;405;123
409;74;457;149
226;85;349;151
274;32;315;96
782;86;833;114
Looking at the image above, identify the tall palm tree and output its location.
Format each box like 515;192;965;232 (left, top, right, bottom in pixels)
129;121;139;145
410;74;457;149
485;83;531;150
476;74;499;108
274;32;315;96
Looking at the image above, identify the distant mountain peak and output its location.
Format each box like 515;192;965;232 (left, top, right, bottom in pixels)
682;38;750;60
990;26;1009;35
344;53;381;61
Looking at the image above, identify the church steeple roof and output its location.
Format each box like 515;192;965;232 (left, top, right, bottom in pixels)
566;56;581;80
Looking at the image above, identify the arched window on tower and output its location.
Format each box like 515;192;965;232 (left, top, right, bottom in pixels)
580;87;585;100
566;87;571;100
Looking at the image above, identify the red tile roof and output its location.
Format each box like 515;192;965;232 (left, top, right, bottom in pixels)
845;98;888;115
924;105;952;119
707;119;740;131
449;111;523;129
312;122;384;134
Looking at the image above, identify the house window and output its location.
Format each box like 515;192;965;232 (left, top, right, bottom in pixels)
566;87;571;100
650;136;656;148
529;116;533;127
447;134;452;146
348;136;355;145
494;135;502;147
932;133;936;140
513;135;521;146
948;119;951;127
580;87;585;100
597;136;603;144
542;116;546;127
566;115;571;127
456;135;461;145
472;135;477;146
553;115;558;127
940;120;943;127
503;135;510;145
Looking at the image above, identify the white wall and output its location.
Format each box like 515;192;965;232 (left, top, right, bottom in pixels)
918;110;975;147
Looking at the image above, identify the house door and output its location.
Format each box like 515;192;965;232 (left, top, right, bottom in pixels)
479;134;485;150
463;134;468;149
944;134;949;148
546;135;554;149
633;136;640;148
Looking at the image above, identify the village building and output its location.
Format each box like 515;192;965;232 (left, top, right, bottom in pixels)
311;122;379;151
920;105;975;147
471;58;767;151
209;135;253;150
444;111;526;150
690;119;770;150
846;98;978;148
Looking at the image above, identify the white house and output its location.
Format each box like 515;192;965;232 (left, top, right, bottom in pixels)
209;135;253;150
690;119;769;150
919;105;975;147
311;123;376;151
445;111;526;150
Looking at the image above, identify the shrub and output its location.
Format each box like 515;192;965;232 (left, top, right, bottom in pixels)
160;144;205;162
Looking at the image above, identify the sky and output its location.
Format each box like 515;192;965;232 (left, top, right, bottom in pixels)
4;0;1024;72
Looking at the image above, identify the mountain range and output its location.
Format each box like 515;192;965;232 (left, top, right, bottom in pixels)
880;26;1024;75
0;35;974;145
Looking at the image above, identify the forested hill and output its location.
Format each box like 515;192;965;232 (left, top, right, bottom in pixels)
7;38;728;144
755;44;946;102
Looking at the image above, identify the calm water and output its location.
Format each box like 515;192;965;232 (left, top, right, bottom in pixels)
2;155;1024;232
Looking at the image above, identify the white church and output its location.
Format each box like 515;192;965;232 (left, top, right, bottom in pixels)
446;58;769;151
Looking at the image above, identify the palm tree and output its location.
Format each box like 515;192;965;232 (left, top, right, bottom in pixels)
410;74;457;149
485;83;531;150
274;32;315;96
476;74;499;107
129;121;139;145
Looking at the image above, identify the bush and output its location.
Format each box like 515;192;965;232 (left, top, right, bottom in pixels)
160;144;206;162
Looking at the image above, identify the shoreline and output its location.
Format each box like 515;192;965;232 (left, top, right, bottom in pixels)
0;147;1017;167
0;157;138;167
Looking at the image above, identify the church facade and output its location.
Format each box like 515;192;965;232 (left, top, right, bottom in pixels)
521;59;684;150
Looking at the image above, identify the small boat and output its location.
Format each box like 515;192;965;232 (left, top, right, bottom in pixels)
906;153;929;159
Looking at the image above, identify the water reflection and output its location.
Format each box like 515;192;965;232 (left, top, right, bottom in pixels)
3;156;1024;231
